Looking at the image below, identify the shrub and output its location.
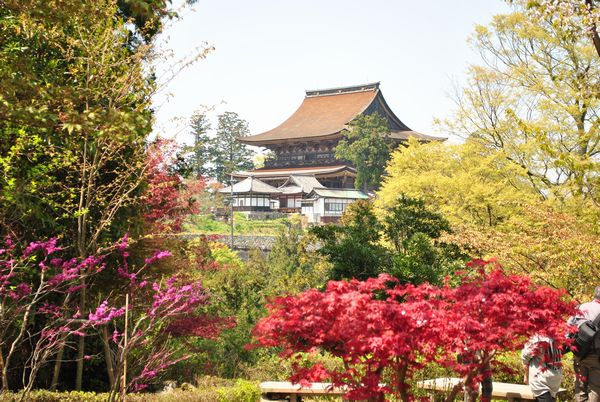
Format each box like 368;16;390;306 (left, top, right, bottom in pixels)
1;390;108;402
216;379;260;402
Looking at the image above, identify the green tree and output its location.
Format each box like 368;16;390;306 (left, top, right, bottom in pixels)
335;113;393;192
310;200;391;281
378;139;537;227
444;8;600;209
446;202;600;302
207;111;255;184
181;111;211;178
265;216;329;294
196;221;326;377
0;0;186;391
381;195;467;285
382;195;451;254
310;198;466;284
117;0;199;44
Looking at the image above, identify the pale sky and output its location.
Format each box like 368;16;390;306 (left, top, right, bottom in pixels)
152;0;512;145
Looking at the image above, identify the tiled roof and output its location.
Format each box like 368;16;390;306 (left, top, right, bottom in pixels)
218;176;281;194
240;88;376;144
278;185;303;195
278;175;324;195
307;187;370;200
239;83;445;145
284;175;323;193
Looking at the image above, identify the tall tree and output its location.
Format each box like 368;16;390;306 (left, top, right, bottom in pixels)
207;111;255;184
335;113;393;192
0;0;165;390
444;8;600;208
181;111;211;178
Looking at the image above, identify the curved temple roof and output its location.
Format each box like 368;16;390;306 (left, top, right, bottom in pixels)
218;176;281;195
239;82;444;146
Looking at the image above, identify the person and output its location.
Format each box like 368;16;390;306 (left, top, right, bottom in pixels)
521;334;562;402
568;286;600;402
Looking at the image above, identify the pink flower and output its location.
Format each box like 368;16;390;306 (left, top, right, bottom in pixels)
89;301;125;325
38;303;62;318
24;238;62;257
144;250;172;265
117;234;129;251
15;283;31;297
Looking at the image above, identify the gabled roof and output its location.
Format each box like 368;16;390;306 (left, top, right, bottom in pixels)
278;185;303;195
238;82;444;146
218;176;281;195
305;187;370;200
279;174;323;194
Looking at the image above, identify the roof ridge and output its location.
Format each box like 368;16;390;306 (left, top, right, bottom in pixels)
305;82;380;97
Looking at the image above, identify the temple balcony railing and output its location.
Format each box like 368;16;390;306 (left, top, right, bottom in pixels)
263;157;343;168
278;207;301;214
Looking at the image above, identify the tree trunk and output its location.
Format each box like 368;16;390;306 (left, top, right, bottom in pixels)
396;364;409;402
0;351;7;391
585;0;600;58
443;370;476;402
101;326;116;389
75;277;86;390
50;338;66;390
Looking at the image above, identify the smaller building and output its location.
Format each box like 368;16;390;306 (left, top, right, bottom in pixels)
277;174;324;213
219;176;281;211
301;187;369;224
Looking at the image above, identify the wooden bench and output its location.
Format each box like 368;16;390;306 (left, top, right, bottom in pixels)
259;381;347;401
418;377;567;402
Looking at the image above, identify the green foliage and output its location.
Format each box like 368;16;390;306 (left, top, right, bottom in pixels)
446;202;600;301
0;390;109;402
117;0;181;43
380;195;467;285
265;219;329;295
382;195;451;253
185;213;291;235
378;139;537;227
209;242;244;268
177;111;255;183
389;234;444;285
335;113;393;191
0;378;262;402
312;198;467;284
205;112;255;184
190;219;326;378
179;111;212;178
0;0;152;247
195;245;268;377
444;7;600;208
310;200;390;281
215;379;260;402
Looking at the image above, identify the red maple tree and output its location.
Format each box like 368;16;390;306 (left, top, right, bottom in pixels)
144;139;204;233
252;260;575;402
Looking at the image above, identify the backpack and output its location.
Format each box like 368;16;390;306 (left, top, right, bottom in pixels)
571;312;600;358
